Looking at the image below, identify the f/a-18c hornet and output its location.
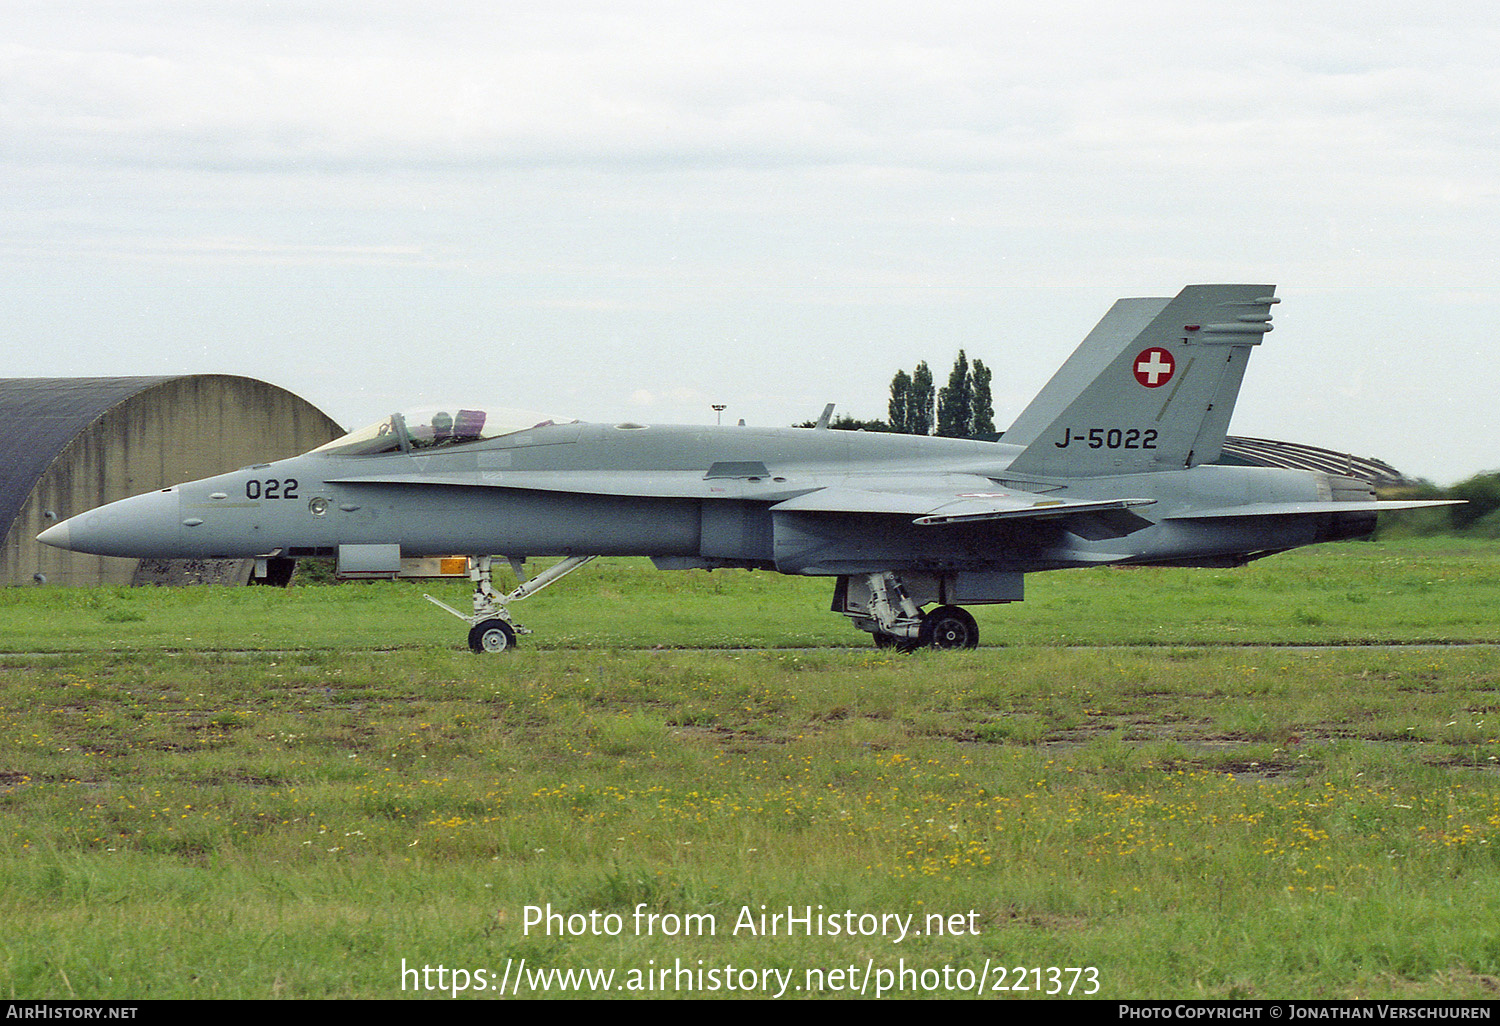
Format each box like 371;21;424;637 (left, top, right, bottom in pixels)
38;285;1455;652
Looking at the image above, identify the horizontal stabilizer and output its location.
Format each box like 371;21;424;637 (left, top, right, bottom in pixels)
1166;499;1461;520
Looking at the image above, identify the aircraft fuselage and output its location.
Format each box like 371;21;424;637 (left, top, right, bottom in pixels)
44;421;1368;576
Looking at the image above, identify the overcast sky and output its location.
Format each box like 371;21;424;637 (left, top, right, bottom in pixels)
3;0;1496;484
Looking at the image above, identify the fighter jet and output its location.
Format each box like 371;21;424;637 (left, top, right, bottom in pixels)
37;285;1455;652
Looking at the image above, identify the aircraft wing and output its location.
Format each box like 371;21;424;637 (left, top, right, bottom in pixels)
770;484;1156;526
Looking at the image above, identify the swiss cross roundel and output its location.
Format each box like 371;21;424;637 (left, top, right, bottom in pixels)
1133;347;1175;388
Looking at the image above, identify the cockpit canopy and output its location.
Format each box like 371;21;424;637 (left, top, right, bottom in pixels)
312;406;579;456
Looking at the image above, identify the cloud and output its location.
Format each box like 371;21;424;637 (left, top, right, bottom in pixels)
2;1;1497;481
629;386;712;408
1;0;1493;222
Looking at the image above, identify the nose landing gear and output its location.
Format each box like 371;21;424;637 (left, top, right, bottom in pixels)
468;618;517;653
425;555;598;652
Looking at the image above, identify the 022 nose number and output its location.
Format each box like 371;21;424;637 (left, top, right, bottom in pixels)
245;479;299;499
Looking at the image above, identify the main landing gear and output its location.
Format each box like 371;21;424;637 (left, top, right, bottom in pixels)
916;604;980;650
837;572;981;651
429;560;989;654
425;555;597;653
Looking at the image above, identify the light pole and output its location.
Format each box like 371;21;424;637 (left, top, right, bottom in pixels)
712;404;726;426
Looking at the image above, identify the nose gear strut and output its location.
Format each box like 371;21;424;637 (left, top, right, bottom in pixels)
424;555;598;652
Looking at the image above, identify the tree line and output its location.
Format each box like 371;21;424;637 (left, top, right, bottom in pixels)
1381;472;1500;537
797;351;998;440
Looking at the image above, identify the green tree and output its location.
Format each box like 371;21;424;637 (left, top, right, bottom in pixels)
794;414;893;431
909;361;934;436
970;358;996;438
1448;472;1500;531
886;354;993;438
888;369;913;433
936;350;973;438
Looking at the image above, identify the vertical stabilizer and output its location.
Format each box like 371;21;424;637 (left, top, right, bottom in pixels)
1003;297;1172;448
1004;284;1277;477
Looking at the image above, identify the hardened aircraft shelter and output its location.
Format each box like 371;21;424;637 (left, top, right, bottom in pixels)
1;375;342;586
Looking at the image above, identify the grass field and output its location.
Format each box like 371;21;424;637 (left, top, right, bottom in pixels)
2;537;1499;1000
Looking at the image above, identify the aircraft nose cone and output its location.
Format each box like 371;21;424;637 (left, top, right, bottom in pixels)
36;519;71;550
35;488;183;557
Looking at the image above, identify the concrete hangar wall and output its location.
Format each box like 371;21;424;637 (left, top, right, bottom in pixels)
1;375;343;587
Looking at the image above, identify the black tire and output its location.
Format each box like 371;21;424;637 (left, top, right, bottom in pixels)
873;630;922;654
468;618;517;653
918;605;979;650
